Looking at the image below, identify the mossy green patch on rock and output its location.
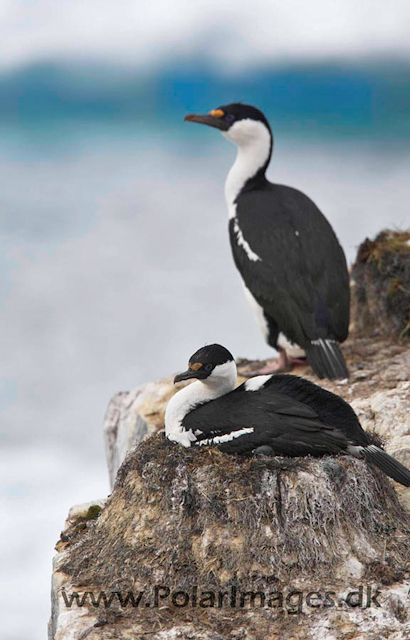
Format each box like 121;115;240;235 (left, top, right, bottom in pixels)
357;230;410;267
352;229;410;340
85;505;102;520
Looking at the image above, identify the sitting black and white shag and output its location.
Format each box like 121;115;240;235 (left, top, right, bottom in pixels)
185;104;350;380
165;344;410;487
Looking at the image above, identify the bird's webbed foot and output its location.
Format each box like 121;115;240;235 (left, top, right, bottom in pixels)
241;349;294;377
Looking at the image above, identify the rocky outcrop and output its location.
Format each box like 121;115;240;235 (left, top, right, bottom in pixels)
103;379;177;489
50;433;410;640
351;229;410;340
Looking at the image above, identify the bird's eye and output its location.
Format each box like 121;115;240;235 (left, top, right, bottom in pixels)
205;364;213;371
225;113;236;124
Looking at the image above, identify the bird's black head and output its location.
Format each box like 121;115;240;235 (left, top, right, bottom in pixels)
185;103;271;134
174;344;234;383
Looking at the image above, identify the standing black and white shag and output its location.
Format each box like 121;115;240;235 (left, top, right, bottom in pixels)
185;104;350;380
165;344;410;487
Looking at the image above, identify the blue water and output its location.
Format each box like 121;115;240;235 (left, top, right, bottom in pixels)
3;59;410;140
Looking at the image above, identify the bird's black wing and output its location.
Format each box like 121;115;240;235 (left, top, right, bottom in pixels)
181;384;348;456
263;374;370;446
230;183;350;346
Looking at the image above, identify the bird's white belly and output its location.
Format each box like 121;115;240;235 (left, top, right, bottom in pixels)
243;285;269;341
243;284;305;357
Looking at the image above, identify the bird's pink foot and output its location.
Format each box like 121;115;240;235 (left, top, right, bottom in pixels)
241;350;294;377
287;356;307;366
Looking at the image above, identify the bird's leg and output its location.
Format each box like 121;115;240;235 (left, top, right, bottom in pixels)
287;355;307;366
241;348;292;377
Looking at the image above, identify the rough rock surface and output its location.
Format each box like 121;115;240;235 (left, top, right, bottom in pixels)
51;434;410;640
104;380;177;489
351;229;410;340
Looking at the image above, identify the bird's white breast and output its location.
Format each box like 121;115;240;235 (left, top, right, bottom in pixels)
165;385;200;447
223;119;271;263
223;119;271;219
165;361;237;447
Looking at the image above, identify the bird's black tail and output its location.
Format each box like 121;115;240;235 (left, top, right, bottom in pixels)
305;338;349;380
363;445;410;487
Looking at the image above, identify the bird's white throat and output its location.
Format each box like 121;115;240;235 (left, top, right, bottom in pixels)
165;360;237;447
223;119;272;219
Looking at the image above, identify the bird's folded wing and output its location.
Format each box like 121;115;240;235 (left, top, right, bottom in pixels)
230;186;349;342
183;388;347;456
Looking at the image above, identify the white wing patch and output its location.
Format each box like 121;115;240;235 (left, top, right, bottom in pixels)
197;427;254;446
233;218;262;262
244;375;273;391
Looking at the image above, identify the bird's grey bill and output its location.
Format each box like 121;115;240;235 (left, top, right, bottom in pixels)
174;369;203;383
184;113;229;131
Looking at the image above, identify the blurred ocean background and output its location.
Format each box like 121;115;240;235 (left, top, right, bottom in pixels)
1;1;410;637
